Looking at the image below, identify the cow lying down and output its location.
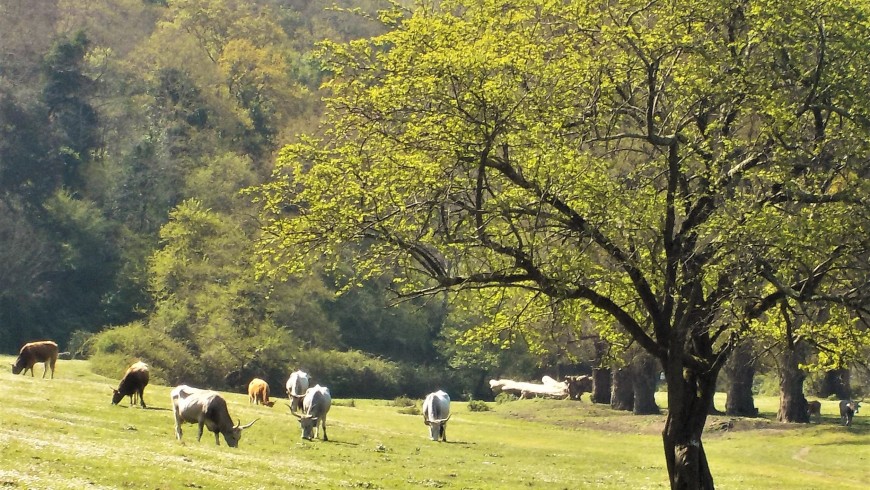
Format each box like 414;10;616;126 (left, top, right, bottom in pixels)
171;385;258;447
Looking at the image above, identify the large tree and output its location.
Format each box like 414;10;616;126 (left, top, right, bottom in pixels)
256;0;870;488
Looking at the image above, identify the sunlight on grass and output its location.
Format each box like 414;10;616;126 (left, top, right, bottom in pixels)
0;357;866;489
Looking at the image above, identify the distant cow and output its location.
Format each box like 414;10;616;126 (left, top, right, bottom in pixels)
112;361;150;408
289;384;331;440
839;399;862;426
564;375;593;401
12;341;59;378
422;390;451;442
806;400;822;423
171;385;258;447
248;378;275;407
286;370;310;413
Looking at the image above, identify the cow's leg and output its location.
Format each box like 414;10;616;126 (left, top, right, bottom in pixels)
321;417;328;441
139;389;146;408
214;431;221;445
174;417;183;440
197;421;205;442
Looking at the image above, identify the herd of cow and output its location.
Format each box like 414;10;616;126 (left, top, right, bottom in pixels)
10;340;453;447
9;340;863;445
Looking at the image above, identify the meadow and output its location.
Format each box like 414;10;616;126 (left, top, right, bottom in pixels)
0;357;866;489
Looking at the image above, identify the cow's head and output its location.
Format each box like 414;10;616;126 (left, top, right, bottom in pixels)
293;413;319;440
224;419;258;447
111;387;124;405
424;414;451;441
11;363;23;375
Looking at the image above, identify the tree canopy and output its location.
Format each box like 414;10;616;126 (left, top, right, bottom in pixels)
256;0;870;487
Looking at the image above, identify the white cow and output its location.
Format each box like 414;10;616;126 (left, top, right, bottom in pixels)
286;370;310;413
422;390;451;442
170;385;258;447
290;384;331;440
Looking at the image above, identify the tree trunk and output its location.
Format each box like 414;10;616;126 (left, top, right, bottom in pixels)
611;367;634;411
816;369;850;399
633;353;660;415
662;361;717;490
724;342;757;417
777;348;809;423
591;367;612;404
591;339;612;404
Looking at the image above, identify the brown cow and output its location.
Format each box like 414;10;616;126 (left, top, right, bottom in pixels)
112;361;150;408
564;375;593;401
248;378;274;407
12;341;58;378
806;400;822;423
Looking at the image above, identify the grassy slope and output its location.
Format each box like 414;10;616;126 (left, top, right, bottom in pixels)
0;357;866;489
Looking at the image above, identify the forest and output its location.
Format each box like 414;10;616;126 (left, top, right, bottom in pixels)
0;0;549;400
4;0;870;488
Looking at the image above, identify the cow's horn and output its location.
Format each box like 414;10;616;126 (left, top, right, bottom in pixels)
436;414;452;424
241;418;259;430
287;404;302;418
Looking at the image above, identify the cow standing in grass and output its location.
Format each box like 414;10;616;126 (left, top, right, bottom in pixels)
839;399;862;426
12;341;58;378
286;370;310;413
422;390;451;442
290;384;331;440
171;385;258;447
248;378;275;407
112;361;150;408
806;400;822;424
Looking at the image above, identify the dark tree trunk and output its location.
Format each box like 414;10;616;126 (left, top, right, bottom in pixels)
611;367;634;411
816;369;850;399
662;359;718;490
591;339;612;404
724;342;757;417
777;348;809;423
633;353;660;415
591;367;612;404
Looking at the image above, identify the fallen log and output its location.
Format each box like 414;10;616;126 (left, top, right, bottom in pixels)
489;377;568;399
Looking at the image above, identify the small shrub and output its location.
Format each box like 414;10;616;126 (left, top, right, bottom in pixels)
495;392;518;404
334;399;356;408
468;400;491;412
398;405;421;416
391;395;416;407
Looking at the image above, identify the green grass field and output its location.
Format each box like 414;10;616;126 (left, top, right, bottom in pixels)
0;357;867;489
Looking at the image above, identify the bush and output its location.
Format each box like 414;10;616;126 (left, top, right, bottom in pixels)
495;392;518;404
295;348;402;398
468;399;491;412
88;322;202;385
391;395;416;407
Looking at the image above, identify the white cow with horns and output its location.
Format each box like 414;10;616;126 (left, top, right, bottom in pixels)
289;384;331;440
171;385;258;447
422;390;451;442
286;370;310;413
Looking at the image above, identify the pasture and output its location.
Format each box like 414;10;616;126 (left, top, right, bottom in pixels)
0;357;866;489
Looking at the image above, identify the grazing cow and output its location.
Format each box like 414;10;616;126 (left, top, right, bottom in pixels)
171;385;258;447
839;399;862;426
248;378;275;407
289;384;331;440
422;390;451;442
806;400;822;423
112;361;150;408
286;370;310;413
12;341;59;378
564;375;593;401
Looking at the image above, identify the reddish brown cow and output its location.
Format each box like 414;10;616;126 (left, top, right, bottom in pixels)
12;341;58;378
248;378;274;407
